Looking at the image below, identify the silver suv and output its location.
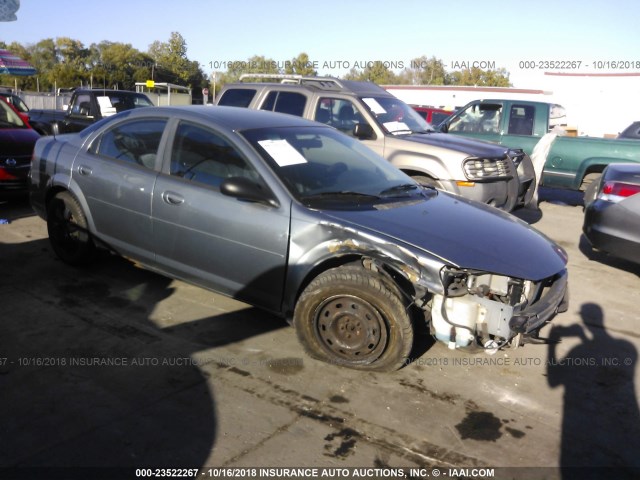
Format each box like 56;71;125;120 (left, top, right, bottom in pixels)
217;75;535;211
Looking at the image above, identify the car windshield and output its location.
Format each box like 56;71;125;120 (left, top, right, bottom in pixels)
0;99;27;129
360;96;433;135
241;125;424;208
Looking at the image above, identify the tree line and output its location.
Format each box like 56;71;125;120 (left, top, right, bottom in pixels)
215;53;511;90
1;33;511;97
0;32;207;93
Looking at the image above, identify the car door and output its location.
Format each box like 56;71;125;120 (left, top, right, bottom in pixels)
72;117;168;263
61;93;98;133
151;120;290;312
498;103;541;154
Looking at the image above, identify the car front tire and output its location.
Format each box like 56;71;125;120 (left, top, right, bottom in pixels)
293;265;413;371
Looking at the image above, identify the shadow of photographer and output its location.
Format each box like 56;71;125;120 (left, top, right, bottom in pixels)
547;303;640;478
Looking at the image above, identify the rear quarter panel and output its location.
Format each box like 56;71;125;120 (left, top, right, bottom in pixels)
29;135;84;219
544;136;640;189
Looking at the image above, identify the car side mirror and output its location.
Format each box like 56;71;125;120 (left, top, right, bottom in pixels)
220;177;277;207
353;123;375;140
51;121;60;136
439;121;449;133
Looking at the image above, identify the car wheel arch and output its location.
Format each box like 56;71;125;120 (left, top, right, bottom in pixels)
386;150;450;180
45;184;96;233
284;253;420;322
577;159;631;191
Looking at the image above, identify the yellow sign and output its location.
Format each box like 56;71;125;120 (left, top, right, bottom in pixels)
146;80;155;88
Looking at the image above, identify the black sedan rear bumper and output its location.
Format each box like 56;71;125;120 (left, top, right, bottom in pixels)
583;199;640;264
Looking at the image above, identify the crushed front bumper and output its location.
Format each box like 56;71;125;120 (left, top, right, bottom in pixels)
509;269;569;335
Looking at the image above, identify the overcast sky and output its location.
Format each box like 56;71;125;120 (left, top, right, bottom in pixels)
2;0;639;86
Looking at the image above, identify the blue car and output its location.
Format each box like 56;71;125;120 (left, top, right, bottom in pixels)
29;106;568;371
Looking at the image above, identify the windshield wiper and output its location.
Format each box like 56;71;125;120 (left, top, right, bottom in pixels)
379;183;419;197
413;129;435;134
302;191;381;201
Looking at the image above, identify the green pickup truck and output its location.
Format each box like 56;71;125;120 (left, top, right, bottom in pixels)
439;99;640;190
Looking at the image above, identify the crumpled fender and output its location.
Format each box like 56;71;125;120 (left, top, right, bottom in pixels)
281;217;445;316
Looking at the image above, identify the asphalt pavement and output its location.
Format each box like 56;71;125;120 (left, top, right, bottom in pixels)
0;189;639;480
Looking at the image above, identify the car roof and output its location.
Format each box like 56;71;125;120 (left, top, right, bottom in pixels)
229;76;391;97
125;105;326;131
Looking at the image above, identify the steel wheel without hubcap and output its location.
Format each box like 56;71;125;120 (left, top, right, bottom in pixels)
293;265;414;371
314;295;388;363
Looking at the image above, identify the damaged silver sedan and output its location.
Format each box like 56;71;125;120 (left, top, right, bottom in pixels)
29;106;568;371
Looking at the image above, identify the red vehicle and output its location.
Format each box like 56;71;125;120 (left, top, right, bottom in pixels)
410;105;454;126
0;98;40;195
0;92;31;125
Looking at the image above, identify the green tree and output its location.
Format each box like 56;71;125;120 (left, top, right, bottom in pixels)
284;52;317;76
88;41;154;90
147;32;206;90
447;67;511;87
399;56;447;85
343;61;398;84
216;54;281;89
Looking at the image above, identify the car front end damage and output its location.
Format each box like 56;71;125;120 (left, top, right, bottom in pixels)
294;217;569;355
430;266;568;351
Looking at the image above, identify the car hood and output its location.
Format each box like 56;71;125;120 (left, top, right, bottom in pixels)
0;129;40;156
320;191;566;281
399;132;508;158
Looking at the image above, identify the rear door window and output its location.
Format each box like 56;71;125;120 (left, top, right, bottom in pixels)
91;119;167;169
217;89;257;107
260;91;306;117
507;105;535;136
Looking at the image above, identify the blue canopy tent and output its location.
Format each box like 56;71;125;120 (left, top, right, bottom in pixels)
0;49;36;76
0;49;36;92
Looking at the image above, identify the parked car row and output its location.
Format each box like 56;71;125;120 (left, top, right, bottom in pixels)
216;75;536;213
4;78;638;372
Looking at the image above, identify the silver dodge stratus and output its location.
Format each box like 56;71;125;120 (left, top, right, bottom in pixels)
29;106;568;371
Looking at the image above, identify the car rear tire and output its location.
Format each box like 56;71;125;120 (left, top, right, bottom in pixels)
293;265;413;371
47;191;95;266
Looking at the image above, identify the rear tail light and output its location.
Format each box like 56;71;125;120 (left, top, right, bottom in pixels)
0;167;18;180
599;181;640;203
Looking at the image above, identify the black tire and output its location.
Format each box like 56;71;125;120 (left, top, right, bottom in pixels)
411;174;443;190
580;172;601;192
293;265;414;371
47;191;95;266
